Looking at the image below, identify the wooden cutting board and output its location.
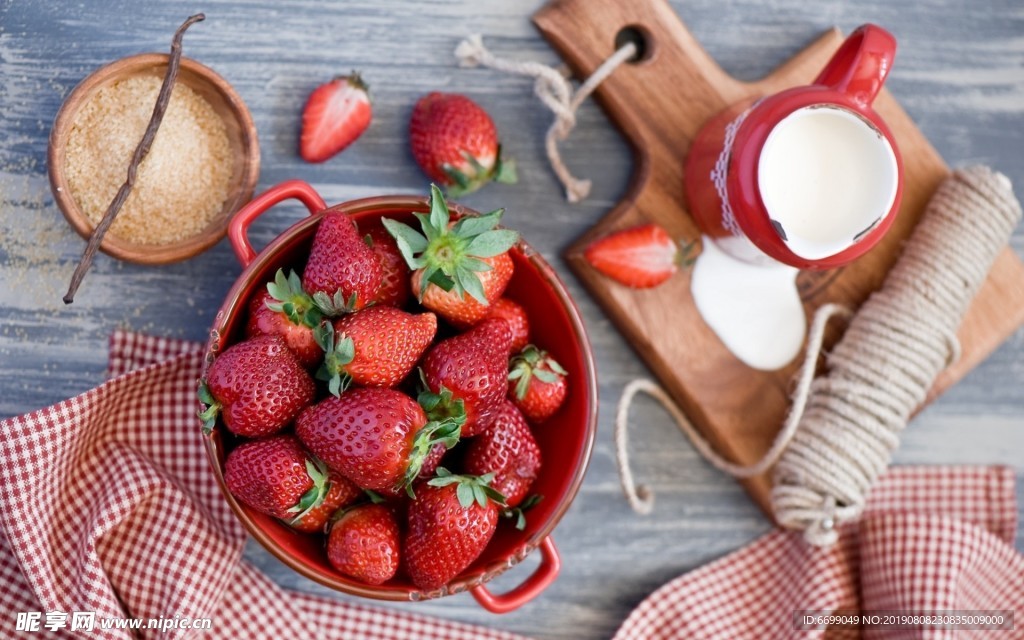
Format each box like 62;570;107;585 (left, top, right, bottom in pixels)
533;0;1024;516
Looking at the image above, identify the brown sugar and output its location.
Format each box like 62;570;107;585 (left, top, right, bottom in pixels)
64;75;232;245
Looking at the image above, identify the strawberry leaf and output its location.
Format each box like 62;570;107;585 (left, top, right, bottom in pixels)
456;266;487;304
381;218;429;268
533;368;560;384
196;380;221;434
314;322;354;397
452;209;502;237
286;458;330;525
266;269;321;327
457;482;475;509
546;357;569;376
465;229;518;258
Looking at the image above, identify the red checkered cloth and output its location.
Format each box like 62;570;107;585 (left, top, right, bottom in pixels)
0;331;531;640
614;466;1023;639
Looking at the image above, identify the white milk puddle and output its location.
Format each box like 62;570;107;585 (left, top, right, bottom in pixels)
690;237;806;370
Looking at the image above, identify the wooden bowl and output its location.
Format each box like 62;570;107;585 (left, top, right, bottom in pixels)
48;53;260;264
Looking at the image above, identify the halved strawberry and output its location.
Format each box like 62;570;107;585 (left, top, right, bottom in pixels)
326;503;400;585
245;269;322;368
383;185;518;327
300;73;372;163
314;306;437;395
583;223;691;289
508;345;568;423
409;92;516;197
302;211;383;313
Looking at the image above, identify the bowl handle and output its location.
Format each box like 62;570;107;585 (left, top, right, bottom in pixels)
470;536;561;614
227;179;327;267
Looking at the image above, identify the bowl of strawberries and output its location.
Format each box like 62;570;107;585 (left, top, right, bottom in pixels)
198;179;596;613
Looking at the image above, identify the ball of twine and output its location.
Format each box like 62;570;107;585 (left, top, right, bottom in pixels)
770;165;1021;545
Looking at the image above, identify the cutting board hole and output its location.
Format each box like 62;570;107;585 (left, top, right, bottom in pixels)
614;25;653;63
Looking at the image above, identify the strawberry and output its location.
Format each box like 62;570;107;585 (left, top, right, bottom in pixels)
583;223;687;289
302;211;383;314
464;401;541;507
420;318;513;437
245;269;322;368
403;469;506;591
485;298;530;353
383;185;518;327
366;225;410;308
418;443;447;481
326;503;400;585
300;73;372;163
294;387;463;493
409;92;517;197
508;345;569;423
315;307;437;396
224;435;336;526
198;335;315;437
290;471;363;534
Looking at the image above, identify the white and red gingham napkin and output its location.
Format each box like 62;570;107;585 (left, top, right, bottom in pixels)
0;331;530;640
614;466;1023;639
2;331;1022;639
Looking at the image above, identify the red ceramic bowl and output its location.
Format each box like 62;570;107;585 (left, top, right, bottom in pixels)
201;180;597;613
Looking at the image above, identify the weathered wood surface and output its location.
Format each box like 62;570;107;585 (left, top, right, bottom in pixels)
1;1;1021;638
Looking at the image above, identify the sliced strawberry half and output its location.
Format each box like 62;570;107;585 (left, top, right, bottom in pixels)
583;223;688;289
300;73;372;163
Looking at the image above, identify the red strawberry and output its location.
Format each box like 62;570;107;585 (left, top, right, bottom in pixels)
224;435;335;525
198;335;315;437
302;212;383;313
485;298;530;353
403;469;505;591
409;92;517;196
583;223;683;289
300;73;372;163
315;307;437;395
366;225;410;308
384;185;517;328
290;471;363;534
245;269;322;368
294;387;462;493
464;401;541;507
508;345;569;423
421;318;513;437
418;443;447;481
326;503;400;585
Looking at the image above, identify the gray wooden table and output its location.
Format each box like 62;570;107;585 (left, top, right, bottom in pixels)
2;1;1022;638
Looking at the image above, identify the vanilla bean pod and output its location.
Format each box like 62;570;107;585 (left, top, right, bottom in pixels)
63;13;205;304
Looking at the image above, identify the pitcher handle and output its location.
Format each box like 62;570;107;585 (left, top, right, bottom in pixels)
814;23;897;107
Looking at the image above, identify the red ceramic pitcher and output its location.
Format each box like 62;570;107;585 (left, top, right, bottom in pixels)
685;24;904;269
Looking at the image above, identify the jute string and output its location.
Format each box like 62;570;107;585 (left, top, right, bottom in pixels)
455;34;637;203
615;166;1021;545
